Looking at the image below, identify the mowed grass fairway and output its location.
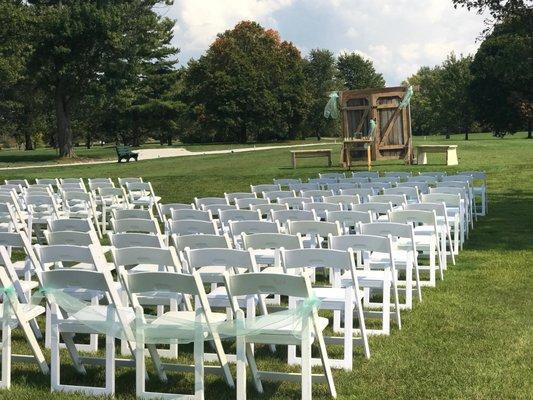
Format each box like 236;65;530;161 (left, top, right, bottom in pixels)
1;133;532;399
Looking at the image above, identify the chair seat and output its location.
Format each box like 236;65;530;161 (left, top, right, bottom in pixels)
311;287;364;308
207;286;256;308
414;225;446;236
132;196;161;205
152;310;227;325
341;270;392;288
67;262;115;271
0;303;45;322
397;236;435;250
244;315;328;343
62;287;107;302
113;281;183;306
369;250;414;268
62;305;136;335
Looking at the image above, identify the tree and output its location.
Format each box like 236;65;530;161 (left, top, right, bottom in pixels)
302;49;340;139
183;21;307;143
27;1;178;156
436;54;476;140
469;12;532;137
404;54;477;139
404;66;441;136
336;53;385;90
452;0;530;20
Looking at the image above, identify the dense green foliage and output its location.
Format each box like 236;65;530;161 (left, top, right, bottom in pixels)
469;12;532;137
181;22;308;143
1;1;531;153
405;54;478;138
0;0;181;156
336;53;386;90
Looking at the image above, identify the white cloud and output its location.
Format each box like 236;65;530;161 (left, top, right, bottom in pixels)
169;0;294;53
167;0;487;83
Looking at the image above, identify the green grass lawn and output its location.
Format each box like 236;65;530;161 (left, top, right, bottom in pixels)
1;132;532;399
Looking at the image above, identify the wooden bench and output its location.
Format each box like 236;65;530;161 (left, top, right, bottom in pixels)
291;149;332;168
116;145;139;162
416;145;458;166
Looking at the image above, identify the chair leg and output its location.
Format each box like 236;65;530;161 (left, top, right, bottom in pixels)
236;333;247;400
1;317;12;388
50;313;61;391
105;334;115;395
301;318;312;400
343;300;353;370
194;308;205;400
355;299;370;359
413;259;422;302
314;319;337;398
382;283;391;335
390;271;402;330
135;336;146;397
18;316;49;374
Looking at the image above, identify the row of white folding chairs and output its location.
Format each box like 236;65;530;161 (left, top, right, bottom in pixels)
0;203;458;396
1;239;342;399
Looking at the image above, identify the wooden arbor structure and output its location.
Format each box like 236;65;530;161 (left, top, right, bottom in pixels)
339;86;413;168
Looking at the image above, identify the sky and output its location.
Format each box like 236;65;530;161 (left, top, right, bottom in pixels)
162;0;487;85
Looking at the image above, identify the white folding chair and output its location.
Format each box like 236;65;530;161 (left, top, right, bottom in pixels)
125;181;162;220
325;210;373;234
329;234;401;335
225;192;257;204
281;248;369;370
0;267;48;389
278;196;313;210
359;222;421;310
112;246;185;358
42;267;136;396
303;202;342;220
250;184;280;196
389;209;444;286
421;193;464;253
168;219;218;236
224;271;337;400
323;194;361;209
122;270;234;398
406;202;456;266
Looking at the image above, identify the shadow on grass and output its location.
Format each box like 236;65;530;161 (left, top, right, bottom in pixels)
466;192;533;251
0;152;60;164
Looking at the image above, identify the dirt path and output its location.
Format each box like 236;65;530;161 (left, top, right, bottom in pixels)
0;142;336;171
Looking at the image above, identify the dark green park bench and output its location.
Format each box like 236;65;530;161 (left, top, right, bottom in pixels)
116;145;139;162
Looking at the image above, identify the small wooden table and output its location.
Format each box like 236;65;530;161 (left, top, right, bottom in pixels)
416;145;458;166
291;149;332;168
341;139;373;170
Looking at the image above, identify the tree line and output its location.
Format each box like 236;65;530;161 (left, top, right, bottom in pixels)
0;1;530;157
